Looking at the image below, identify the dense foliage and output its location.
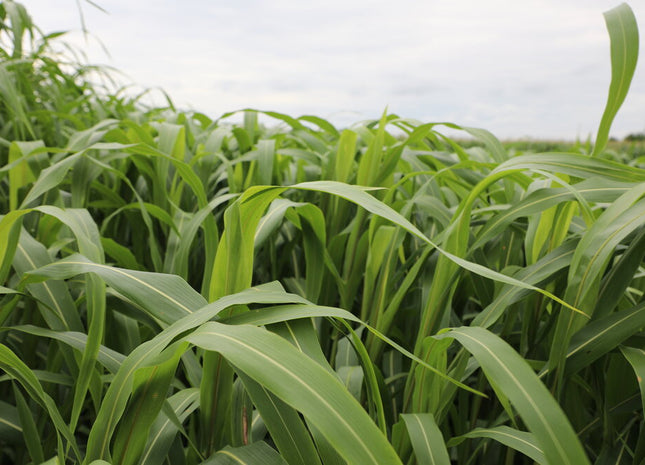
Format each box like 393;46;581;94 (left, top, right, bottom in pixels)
1;1;644;464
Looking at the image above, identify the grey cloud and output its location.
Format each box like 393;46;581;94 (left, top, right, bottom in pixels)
22;0;645;139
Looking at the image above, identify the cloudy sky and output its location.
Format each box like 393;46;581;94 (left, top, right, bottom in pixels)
23;0;645;139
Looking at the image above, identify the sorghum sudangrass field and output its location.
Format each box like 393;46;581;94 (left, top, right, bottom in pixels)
1;1;645;464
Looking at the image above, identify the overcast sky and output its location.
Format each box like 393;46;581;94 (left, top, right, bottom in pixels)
23;0;645;140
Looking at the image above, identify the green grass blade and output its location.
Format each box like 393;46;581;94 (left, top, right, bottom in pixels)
563;302;645;376
13;231;84;331
125;143;209;207
368;245;432;359
112;343;184;465
0;66;33;139
491;153;645;182
550;187;645;380
237;372;323;465
462;127;508;163
203;441;288;465
0;211;24;285
20;142;128;208
620;346;645;414
84;287;308;462
400;413;450;465
199;354;234;454
140;388;200;465
306;422;347;465
594;226;645;319
208;187;282;301
33;207;107;432
222;304;484;397
592;3;639;156
472;241;575;329
0;400;22;444
289;204;327;302
202;187;284;453
9;324;125;373
292;181;582;316
447;426;547;465
0;343;81;461
255;139;276;185
271;319;333;374
25;254;207;325
356;110;387;186
299;114;339;137
101;237;143;270
361;225;396;321
254;198;301;249
186;322;403;465
340;323;387;433
230;377;253;447
437;326;590;465
163;194;235;280
157;122;186;161
336;366;363;401
8;141;40;210
13;384;45;464
332;129;357;183
471;178;627;251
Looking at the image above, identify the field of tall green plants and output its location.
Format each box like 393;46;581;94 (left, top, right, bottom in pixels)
1;1;645;464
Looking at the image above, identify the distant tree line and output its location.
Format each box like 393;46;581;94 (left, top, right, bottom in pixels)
625;132;645;141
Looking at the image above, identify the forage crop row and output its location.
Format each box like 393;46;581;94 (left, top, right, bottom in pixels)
0;2;644;464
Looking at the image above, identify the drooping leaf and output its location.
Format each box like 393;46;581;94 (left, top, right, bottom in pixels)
436;327;590;465
448;426;547;465
186;322;403;465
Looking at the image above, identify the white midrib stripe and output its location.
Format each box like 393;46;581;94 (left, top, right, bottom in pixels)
218;449;247;464
567;311;638;358
475;428;542;454
0;415;22;432
413;415;435;465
